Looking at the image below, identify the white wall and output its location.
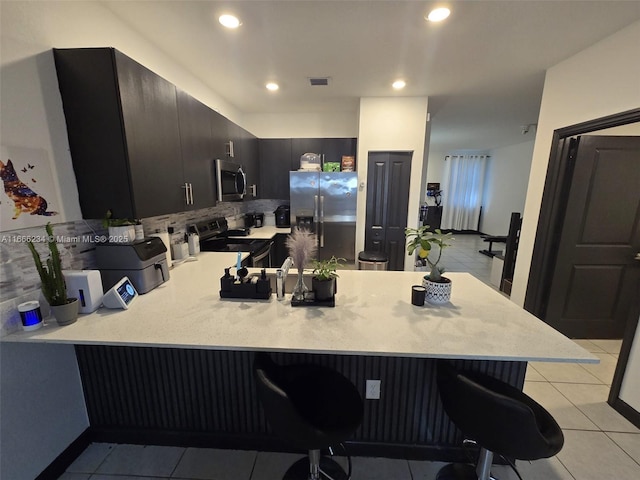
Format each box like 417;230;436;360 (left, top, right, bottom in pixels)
424;150;448;198
243;112;358;138
511;20;640;306
0;343;88;480
619;317;640;413
356;97;429;270
480;141;534;236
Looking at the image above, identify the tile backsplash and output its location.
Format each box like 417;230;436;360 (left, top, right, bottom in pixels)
0;199;286;336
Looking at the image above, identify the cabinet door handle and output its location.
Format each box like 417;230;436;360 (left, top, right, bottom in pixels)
182;183;190;204
189;183;194;205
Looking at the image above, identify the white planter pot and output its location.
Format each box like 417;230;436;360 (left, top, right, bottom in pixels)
108;225;135;243
422;276;452;304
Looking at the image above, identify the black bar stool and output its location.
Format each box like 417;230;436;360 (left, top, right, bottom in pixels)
436;361;564;480
253;353;364;480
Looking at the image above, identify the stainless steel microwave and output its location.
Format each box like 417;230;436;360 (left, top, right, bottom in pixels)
216;158;246;202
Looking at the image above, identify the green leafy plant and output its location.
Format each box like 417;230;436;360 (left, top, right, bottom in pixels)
405;226;453;282
102;209;135;228
27;223;69;306
311;256;345;281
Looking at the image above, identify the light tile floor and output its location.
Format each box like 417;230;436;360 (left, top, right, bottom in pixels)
60;236;640;479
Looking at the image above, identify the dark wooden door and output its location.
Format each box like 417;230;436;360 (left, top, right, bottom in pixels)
545;135;640;338
176;89;215;210
365;152;412;271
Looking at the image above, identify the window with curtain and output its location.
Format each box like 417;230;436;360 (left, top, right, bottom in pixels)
441;154;489;231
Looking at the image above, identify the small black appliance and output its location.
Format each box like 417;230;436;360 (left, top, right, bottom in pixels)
275;205;290;227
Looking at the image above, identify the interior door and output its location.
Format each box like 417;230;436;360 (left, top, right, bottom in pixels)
364;152;412;271
545;135;640;338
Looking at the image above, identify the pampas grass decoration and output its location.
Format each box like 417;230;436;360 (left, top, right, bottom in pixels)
286;227;318;271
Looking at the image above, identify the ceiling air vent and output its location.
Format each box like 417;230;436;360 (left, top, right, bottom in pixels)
309;77;330;86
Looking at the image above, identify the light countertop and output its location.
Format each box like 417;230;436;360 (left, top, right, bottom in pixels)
2;253;597;364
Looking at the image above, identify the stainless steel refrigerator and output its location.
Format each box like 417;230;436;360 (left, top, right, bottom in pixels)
290;171;358;262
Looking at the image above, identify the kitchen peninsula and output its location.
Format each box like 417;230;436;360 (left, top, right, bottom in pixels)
3;252;596;459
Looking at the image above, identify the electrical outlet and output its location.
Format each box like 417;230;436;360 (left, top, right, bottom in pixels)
366;379;381;399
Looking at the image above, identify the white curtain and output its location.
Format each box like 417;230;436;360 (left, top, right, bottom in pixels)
441;154;488;230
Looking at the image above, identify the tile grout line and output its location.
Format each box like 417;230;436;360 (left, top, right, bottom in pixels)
168;446;189;479
603;431;640;468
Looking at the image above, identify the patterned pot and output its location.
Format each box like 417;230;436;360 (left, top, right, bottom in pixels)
422;276;452;304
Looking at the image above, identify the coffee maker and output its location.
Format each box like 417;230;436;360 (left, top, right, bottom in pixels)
275;205;290;227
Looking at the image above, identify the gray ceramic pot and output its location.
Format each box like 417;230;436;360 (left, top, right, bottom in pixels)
50;298;79;326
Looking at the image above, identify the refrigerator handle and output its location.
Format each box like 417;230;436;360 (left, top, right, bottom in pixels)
314;195;319;237
320;195;325;247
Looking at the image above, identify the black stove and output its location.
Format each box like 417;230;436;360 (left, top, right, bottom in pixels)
191;218;273;267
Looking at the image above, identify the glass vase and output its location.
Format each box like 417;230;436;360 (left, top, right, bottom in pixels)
292;268;309;301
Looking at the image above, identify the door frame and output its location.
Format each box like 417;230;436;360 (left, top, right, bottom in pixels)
524;107;640;427
524;107;640;317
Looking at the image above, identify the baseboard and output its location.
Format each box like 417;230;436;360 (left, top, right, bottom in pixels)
89;427;501;463
36;428;91;480
610;397;640;429
40;426;511;475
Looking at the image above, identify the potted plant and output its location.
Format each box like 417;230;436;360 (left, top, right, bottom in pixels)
286;227;318;300
27;223;79;325
102;209;136;243
311;256;344;301
405;225;454;304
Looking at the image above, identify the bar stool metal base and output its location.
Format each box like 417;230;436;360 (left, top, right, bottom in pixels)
283;455;348;480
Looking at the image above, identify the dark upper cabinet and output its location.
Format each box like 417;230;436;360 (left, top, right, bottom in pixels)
323;138;358;166
258;138;357;200
176;89;216;210
54;47;186;219
291;138;324;169
210;110;230;162
292;138;357;169
259;139;292;200
228;122;259;199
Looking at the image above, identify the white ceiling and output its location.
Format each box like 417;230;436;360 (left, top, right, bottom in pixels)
101;0;640;152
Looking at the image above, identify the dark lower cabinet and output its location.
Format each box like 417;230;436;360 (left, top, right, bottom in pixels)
270;233;289;267
54;48;186;219
75;344;525;460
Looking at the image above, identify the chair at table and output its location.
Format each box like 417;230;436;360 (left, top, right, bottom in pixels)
436;361;564;480
253;353;364;480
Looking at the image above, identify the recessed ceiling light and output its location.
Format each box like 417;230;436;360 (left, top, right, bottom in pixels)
219;14;241;29
426;7;451;22
266;82;279;91
392;80;406;90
